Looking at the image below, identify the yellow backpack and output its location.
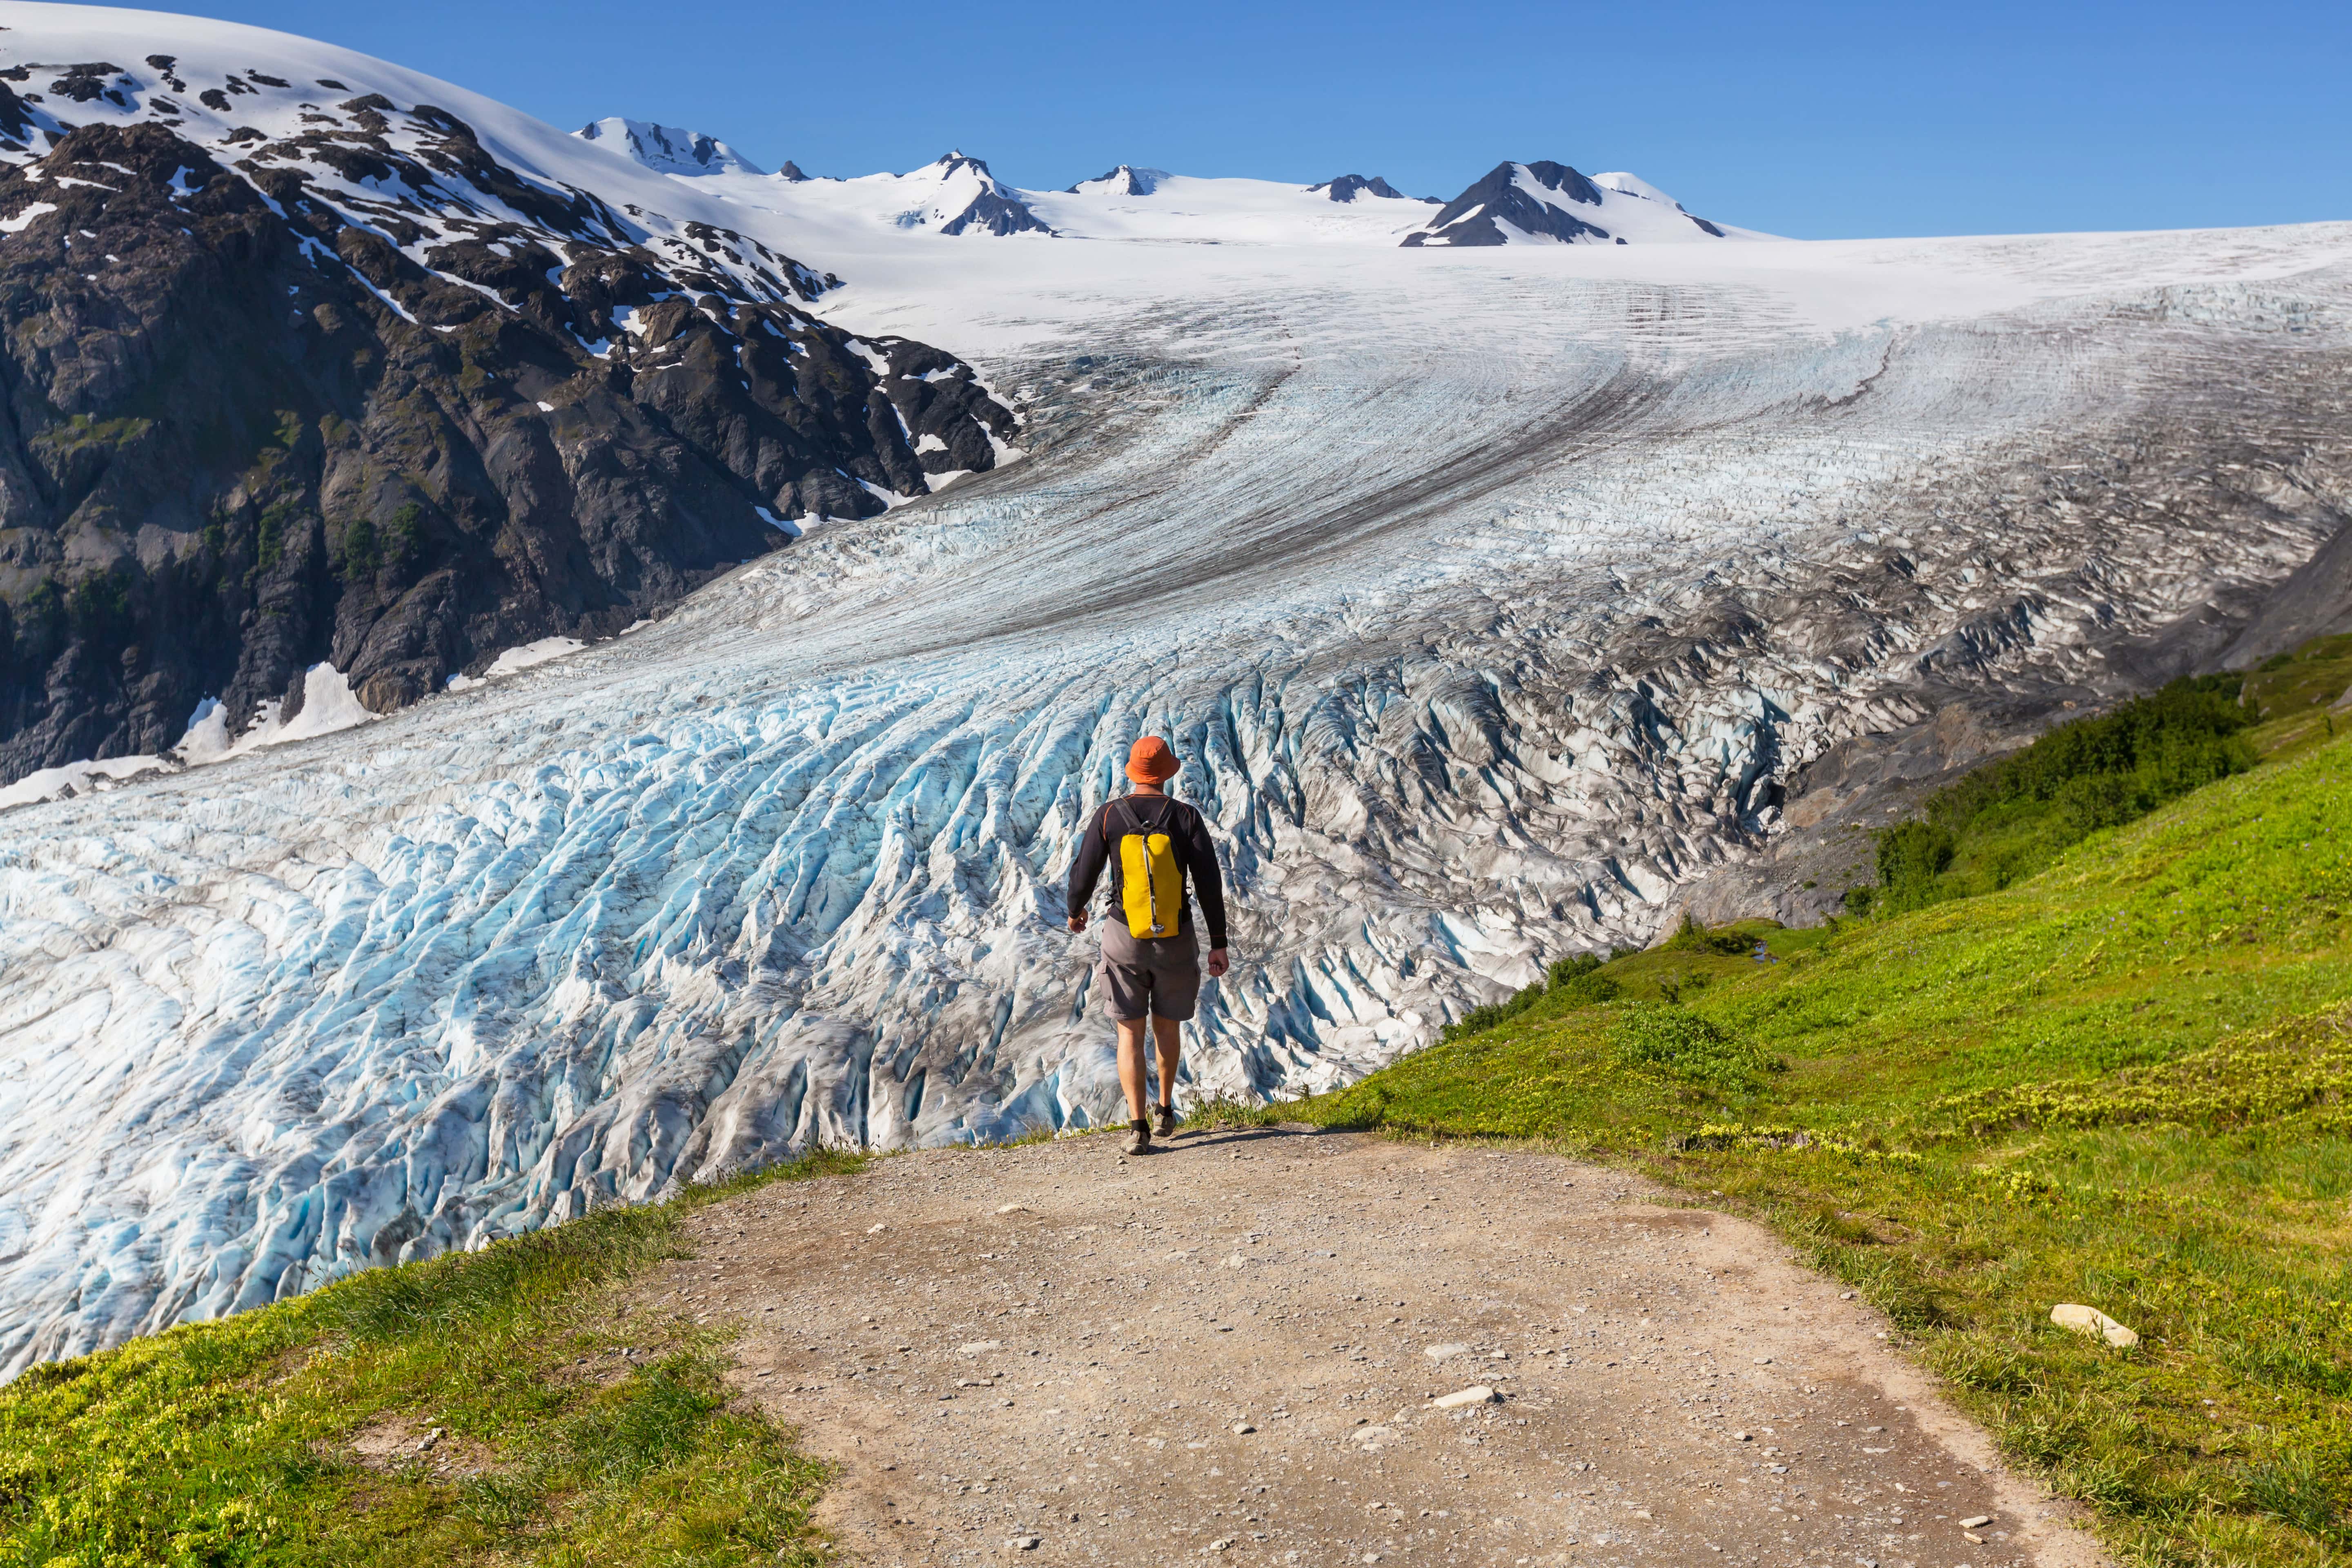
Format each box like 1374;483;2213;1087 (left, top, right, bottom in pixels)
1114;801;1186;939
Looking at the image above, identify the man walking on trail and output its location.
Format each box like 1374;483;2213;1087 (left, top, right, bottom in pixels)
1067;736;1230;1156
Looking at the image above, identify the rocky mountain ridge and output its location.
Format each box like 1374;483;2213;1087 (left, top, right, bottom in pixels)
578;121;1748;247
1310;172;1434;203
0;29;1017;784
575;116;762;176
1404;160;1740;246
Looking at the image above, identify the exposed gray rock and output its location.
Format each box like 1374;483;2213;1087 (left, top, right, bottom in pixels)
1309;174;1432;204
1405;160;1612;247
1067;164;1166;196
0;110;1014;782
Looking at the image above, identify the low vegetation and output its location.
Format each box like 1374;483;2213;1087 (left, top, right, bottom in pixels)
0;1152;865;1567
1853;673;2258;916
1209;655;2352;1567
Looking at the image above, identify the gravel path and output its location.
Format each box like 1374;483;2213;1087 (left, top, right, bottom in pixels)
640;1125;2106;1568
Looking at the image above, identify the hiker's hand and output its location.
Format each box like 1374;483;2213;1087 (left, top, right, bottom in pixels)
1067;911;1088;933
1207;947;1229;979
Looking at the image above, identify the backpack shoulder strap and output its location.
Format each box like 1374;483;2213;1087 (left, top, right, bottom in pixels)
1114;797;1173;833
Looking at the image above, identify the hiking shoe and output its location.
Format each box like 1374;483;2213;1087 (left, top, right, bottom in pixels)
1154;1102;1179;1140
1125;1118;1152;1155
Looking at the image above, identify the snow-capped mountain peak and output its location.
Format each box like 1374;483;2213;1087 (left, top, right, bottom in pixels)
575;115;763;176
1307;173;1432;204
1403;159;1762;246
1590;170;1677;206
882;150;1051;235
1066;163;1169;196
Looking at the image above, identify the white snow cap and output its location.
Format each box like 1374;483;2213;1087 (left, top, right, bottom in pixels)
1068;164;1169;196
1402;160;1777;247
576;116;764;176
1590;172;1682;207
839;151;1051;236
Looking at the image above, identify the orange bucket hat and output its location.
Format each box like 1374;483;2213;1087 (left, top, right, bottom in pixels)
1126;736;1181;783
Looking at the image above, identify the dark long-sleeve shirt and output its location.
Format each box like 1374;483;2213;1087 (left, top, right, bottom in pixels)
1067;793;1228;949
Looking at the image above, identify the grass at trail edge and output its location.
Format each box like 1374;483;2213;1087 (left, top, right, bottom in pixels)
0;1150;867;1568
1203;722;2352;1568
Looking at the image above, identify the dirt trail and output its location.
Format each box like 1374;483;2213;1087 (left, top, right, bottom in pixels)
636;1126;2105;1568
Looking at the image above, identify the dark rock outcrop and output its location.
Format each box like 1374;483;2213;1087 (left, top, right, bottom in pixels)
2216;514;2352;667
0;110;1016;783
1065;164;1165;196
1308;173;1430;203
1404;161;1736;246
575;118;761;176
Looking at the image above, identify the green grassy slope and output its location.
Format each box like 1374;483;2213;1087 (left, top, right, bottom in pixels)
0;1152;864;1568
1237;726;2352;1566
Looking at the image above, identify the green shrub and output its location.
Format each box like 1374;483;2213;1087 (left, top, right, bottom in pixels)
1549;952;1622;1007
1610;1003;1785;1092
1440;981;1547;1043
338;516;379;579
389;502;428;568
64;572;130;641
1548;952;1605;989
1661;913;1755;956
254;500;305;573
1876;820;1956;909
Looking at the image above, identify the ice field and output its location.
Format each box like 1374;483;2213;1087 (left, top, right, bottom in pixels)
4;9;2352;1375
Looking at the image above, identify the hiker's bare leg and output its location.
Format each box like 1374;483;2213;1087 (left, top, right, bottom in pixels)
1153;1015;1181;1110
1117;1018;1151;1121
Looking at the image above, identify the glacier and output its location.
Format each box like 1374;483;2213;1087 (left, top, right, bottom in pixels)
4;13;2352;1381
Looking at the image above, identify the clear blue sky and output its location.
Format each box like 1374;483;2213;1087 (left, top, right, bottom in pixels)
150;0;2349;238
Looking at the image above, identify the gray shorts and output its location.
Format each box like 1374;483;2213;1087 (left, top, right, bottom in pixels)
1096;922;1202;1022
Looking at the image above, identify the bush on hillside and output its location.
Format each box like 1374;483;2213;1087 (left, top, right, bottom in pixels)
1659;912;1756;956
1611;1004;1785;1093
1873;674;2256;913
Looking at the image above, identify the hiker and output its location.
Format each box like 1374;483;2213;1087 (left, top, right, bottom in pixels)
1066;736;1230;1155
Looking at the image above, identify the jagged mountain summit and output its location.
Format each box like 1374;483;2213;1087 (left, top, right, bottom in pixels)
1065;163;1167;196
874;151;1052;235
1403;160;1752;245
0;7;1017;786
575;115;764;176
1310;173;1433;204
579;129;1740;249
702;148;1055;235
